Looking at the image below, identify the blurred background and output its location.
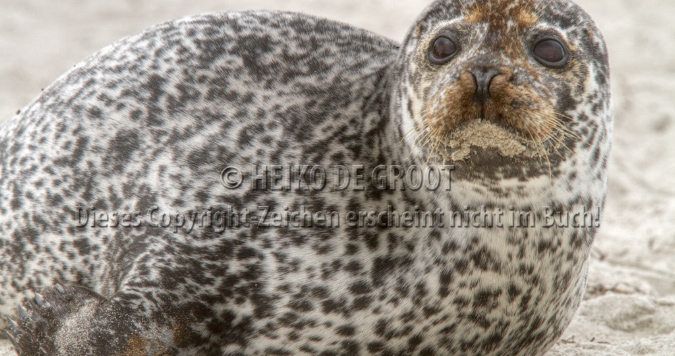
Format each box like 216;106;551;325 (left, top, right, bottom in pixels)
1;0;674;355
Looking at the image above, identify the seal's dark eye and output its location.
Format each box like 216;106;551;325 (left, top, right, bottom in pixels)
532;38;569;68
429;36;458;64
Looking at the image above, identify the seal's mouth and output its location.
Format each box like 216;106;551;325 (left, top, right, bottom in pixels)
423;69;575;162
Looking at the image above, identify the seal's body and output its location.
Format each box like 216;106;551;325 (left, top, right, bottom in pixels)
1;1;611;355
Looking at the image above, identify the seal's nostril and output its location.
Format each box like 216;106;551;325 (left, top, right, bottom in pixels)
471;69;501;104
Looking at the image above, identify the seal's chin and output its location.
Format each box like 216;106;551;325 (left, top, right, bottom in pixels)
421;119;568;180
442;119;541;162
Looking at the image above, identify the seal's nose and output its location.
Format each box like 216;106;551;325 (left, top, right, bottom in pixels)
471;68;500;104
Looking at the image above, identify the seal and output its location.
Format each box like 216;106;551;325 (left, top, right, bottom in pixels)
0;0;612;355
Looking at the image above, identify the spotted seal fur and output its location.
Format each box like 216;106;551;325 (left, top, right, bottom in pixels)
0;0;611;355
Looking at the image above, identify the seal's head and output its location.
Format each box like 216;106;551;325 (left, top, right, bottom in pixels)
394;0;612;182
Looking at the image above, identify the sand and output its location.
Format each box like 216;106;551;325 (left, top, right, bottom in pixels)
1;0;674;355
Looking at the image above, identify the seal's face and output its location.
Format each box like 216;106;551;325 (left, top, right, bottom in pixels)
426;1;564;142
397;0;612;181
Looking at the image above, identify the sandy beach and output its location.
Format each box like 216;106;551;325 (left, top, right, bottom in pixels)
1;0;674;355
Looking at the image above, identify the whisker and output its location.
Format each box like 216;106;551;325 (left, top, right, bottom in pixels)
405;128;427;160
400;127;417;143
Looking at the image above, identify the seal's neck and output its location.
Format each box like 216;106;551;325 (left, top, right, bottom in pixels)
369;62;429;168
354;63;407;167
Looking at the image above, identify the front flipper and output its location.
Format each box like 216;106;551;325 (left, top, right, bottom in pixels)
6;284;173;356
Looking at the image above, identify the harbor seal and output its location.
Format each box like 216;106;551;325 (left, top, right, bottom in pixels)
0;0;612;355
